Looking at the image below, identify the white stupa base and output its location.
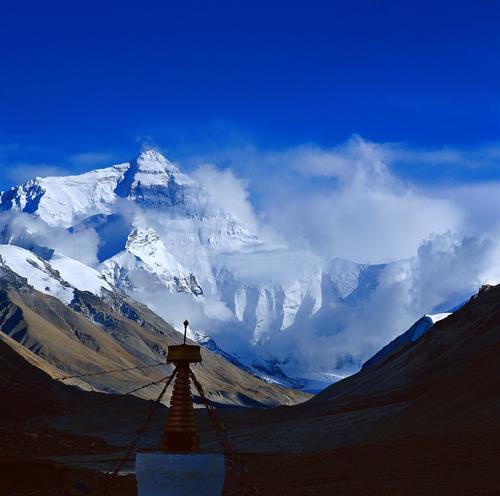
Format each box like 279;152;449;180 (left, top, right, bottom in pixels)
135;451;225;496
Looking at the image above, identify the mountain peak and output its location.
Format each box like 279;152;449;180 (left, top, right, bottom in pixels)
135;149;181;174
113;149;196;205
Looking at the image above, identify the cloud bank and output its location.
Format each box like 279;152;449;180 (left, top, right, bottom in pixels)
184;136;500;374
2;135;500;380
194;136;465;263
0;211;100;267
191;164;259;231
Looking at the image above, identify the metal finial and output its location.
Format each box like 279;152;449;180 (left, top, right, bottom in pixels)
183;320;189;344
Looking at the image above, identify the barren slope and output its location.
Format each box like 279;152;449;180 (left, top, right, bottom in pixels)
0;264;308;407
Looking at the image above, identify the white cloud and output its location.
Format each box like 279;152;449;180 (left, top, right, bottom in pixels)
191;164;259;231
3;136;500;381
180;136;500;376
0;211;100;267
287;136;395;188
440;182;500;234
266;230;500;376
252;137;463;263
387;142;500;170
267;186;461;264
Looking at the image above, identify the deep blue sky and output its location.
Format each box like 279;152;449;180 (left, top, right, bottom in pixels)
1;0;500;189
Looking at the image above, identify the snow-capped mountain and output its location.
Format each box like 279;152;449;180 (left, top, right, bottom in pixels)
0;151;320;383
101;226;204;295
0;150;472;390
1;151;317;324
0;244;307;406
0;244;112;304
362;312;451;370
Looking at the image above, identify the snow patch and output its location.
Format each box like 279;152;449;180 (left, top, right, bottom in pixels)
49;253;113;295
0;245;74;304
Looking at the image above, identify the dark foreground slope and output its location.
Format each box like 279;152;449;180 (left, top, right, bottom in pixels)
2;284;499;495
312;283;500;438
0;335;141;495
212;284;500;494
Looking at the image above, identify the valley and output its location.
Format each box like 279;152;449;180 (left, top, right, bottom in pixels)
1;280;499;494
0;151;498;495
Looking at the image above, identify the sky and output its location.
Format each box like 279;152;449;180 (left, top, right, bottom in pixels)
1;0;500;264
1;0;500;190
1;1;500;375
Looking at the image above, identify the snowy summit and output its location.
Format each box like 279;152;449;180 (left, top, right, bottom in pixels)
0;150;455;390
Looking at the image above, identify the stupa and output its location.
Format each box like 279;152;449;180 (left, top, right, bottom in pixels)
135;320;225;496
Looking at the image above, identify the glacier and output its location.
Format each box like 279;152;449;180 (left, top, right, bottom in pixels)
0;149;466;390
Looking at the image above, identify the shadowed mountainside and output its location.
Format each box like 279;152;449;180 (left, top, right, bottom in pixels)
203;284;500;494
206;284;499;450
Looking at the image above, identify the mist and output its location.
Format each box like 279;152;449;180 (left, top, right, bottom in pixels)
2;136;500;380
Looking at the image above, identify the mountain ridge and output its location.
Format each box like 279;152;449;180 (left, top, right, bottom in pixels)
0;150;479;388
0;245;308;406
